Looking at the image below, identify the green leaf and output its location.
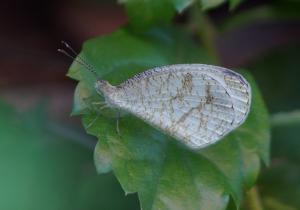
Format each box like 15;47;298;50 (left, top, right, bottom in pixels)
120;0;241;30
68;27;270;210
220;2;300;33
233;71;270;188
0;101;139;210
120;0;176;30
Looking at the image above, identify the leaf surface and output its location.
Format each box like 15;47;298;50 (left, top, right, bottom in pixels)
68;27;270;210
121;0;176;30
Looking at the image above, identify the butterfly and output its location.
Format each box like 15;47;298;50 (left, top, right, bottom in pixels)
59;42;251;149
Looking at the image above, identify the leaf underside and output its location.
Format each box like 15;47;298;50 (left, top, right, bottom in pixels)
68;27;270;210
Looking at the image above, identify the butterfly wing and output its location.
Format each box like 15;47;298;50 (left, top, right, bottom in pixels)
113;64;251;149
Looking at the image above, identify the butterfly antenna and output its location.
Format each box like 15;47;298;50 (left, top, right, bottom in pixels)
61;41;78;55
61;41;96;73
58;41;99;79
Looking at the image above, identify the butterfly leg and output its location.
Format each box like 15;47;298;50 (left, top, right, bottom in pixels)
85;104;109;129
86;112;100;129
91;101;107;110
82;97;107;110
92;101;106;105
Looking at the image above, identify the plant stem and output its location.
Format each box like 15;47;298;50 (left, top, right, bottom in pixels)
271;110;300;127
246;186;264;210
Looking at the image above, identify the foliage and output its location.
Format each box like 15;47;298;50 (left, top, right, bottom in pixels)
68;24;270;209
2;0;299;210
120;0;243;30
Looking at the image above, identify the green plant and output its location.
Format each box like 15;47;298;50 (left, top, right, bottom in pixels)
67;1;271;210
1;0;299;210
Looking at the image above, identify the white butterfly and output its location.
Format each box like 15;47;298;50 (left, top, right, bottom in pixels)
60;43;251;149
95;64;251;149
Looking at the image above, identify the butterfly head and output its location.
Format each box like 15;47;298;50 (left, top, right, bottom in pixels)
95;79;116;97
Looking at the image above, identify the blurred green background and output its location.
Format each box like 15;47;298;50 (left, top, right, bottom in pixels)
0;0;299;210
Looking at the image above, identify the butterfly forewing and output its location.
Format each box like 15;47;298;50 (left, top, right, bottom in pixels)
111;64;251;149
